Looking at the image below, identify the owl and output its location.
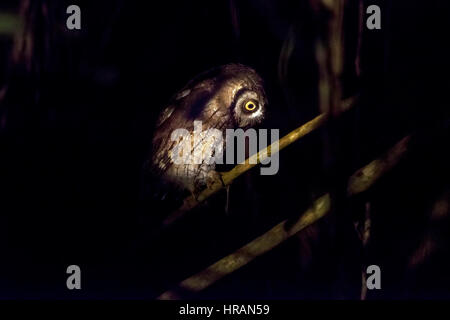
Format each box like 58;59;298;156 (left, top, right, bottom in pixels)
149;63;267;200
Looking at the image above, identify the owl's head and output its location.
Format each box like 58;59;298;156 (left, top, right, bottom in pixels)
154;63;268;142
221;64;267;128
165;63;267;130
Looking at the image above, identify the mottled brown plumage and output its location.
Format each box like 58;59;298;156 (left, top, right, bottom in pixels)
150;64;267;196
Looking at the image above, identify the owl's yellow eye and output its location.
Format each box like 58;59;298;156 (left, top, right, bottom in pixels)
244;101;257;111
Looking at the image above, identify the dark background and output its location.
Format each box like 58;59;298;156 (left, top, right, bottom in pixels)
0;0;449;299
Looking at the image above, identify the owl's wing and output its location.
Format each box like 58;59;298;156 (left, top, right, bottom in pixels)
154;77;216;128
145;80;218;206
151;78;220;172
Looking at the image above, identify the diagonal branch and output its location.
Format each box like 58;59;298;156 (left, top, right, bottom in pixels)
158;194;331;300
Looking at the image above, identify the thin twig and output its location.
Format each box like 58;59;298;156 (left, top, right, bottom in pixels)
360;201;371;300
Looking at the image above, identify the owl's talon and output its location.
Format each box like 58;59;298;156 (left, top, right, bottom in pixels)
206;171;225;190
190;190;199;201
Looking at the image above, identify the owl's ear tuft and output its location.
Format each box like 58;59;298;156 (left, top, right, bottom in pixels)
155;105;176;127
175;89;191;100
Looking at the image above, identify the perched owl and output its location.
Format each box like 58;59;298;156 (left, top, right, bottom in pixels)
149;63;267;200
